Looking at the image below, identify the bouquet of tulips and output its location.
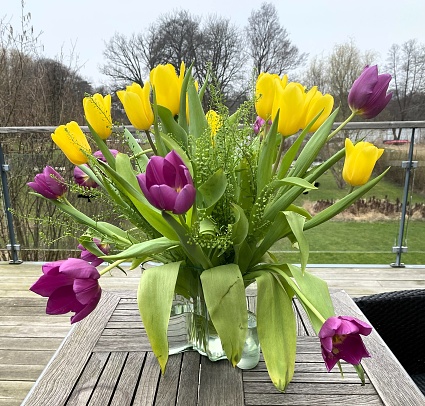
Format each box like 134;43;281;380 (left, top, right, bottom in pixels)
28;62;391;391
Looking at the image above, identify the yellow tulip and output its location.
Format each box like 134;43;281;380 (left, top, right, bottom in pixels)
117;82;154;131
272;81;306;137
150;61;185;116
303;87;334;133
51;121;91;165
255;73;287;121
342;138;384;187
83;93;112;139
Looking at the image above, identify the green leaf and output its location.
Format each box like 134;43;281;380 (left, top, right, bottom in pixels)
137;261;182;373
97;160;178;240
283;211;309;272
287;264;334;333
235;157;254;212
257;111;280;193
304;168;390;231
289;108;339;178
286;204;312;220
187;79;208;138
200;264;247;366
255;271;296;391
103;237;178;260
86;121;116;169
249;211;291;267
162;211;212;270
122;127;149;172
158;105;188;149
270;177;318;191
160;132;193;174
198;168;227;210
178;63;193;133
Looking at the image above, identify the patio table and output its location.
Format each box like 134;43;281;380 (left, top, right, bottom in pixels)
22;290;425;405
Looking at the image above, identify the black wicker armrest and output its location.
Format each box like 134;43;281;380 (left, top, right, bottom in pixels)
354;289;425;394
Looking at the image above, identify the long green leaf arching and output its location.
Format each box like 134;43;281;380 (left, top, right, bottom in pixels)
304;168;390;231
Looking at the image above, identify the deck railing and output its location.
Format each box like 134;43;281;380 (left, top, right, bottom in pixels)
1;121;424;265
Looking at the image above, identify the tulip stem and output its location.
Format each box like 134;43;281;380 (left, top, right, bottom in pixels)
99;259;127;276
145;130;158;155
327;111;356;141
271;137;285;176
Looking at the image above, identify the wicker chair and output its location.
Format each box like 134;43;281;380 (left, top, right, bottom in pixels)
354;289;425;394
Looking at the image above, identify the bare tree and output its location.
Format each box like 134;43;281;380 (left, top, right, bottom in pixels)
386;39;425;134
101;33;146;87
245;2;306;76
195;15;246;109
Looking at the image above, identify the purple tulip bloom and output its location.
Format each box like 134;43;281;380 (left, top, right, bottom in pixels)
137;150;196;214
78;238;110;267
74;165;99;188
348;65;392;119
30;258;102;324
27;166;67;199
93;149;119;162
253;116;266;134
319;315;372;372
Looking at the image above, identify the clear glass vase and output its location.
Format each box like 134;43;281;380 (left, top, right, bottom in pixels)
167;289;260;370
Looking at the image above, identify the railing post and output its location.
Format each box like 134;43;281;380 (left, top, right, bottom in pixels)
391;128;417;268
0;143;22;264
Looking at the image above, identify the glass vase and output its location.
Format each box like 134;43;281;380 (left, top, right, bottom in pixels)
167;284;260;370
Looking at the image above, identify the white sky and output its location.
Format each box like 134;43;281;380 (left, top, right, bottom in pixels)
2;0;425;87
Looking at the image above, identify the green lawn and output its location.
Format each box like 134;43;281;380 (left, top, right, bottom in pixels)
272;220;425;265
272;171;425;265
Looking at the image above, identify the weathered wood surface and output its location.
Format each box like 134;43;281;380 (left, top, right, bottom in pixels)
2;262;425;405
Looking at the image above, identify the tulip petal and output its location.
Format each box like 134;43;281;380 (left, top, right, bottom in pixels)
30;273;74;297
348;65;378;110
73;279;101;305
71;291;102;324
46;285;83;315
149;184;178;211
59;258;100;280
173;184;196;214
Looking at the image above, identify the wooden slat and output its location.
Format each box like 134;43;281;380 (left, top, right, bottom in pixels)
332;290;425;405
66;352;109;405
87;352;128;406
132;352;160;405
109;352;146;406
21;291;120;405
199;358;244;406
176;351;201;406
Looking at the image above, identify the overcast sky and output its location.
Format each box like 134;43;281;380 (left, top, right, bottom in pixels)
2;0;425;86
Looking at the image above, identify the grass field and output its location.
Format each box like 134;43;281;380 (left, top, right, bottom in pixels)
273;170;425;265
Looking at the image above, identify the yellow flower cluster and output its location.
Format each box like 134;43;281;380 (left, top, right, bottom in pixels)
255;73;334;137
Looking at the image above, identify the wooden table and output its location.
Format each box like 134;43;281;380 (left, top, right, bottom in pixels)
22;290;425;405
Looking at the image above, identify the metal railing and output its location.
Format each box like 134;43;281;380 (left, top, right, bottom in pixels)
1;121;424;265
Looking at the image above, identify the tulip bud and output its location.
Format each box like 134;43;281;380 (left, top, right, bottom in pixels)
51;121;91;165
83;93;112;139
74;166;98;189
342;138;384;187
117;83;154;130
137;150;196;214
150;62;185;116
28;166;67;199
78;238;110;267
348;65;392;119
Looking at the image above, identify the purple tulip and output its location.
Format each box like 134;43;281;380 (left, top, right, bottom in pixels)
137;150;196;214
30;258;102;324
319;315;372;372
78;238;110;267
74;165;99;188
93;149;119;162
348;65;392;119
253;116;265;135
27;166;67;199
